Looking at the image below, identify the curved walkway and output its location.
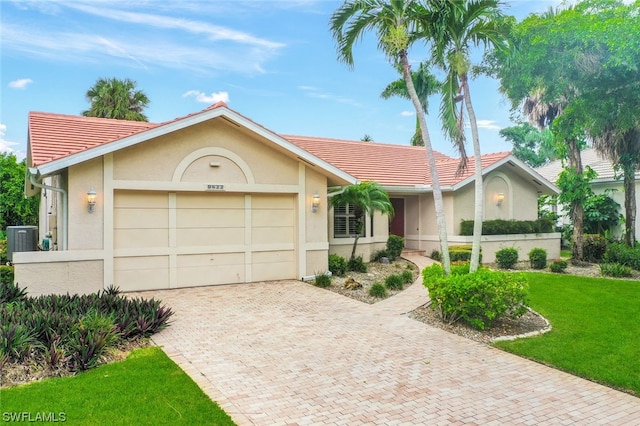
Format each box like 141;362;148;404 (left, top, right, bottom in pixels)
135;255;640;425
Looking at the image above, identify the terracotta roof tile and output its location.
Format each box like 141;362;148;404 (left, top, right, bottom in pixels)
29;112;157;166
284;135;511;187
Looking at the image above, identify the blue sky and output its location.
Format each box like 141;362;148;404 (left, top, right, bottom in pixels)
1;0;558;160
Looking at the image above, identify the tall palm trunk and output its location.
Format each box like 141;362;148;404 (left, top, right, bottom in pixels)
567;138;585;260
400;51;451;274
623;167;637;247
461;74;483;272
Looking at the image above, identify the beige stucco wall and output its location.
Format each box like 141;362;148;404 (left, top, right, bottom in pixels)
12;250;104;296
453;169;539;235
67;158;104;250
113;120;298;185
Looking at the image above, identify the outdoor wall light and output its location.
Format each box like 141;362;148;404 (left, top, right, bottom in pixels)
87;187;97;213
311;192;320;213
495;192;505;206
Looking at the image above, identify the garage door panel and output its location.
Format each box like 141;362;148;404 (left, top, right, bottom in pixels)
114;229;168;249
252;194;294;209
252;227;294;245
114;256;169;291
177;253;245;287
115;208;168;229
252;209;294;227
177;227;245;246
177;208;245;228
177;193;244;209
115;191;167;208
252;250;296;281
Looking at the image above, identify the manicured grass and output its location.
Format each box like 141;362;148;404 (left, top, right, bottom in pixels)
1;346;236;425
493;273;640;396
560;249;572;258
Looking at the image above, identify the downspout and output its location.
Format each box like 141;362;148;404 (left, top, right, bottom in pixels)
28;168;68;251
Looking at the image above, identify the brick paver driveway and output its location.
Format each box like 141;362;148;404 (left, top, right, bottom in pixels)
136;256;640;425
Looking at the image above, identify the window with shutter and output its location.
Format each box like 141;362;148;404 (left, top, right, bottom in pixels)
334;204;365;238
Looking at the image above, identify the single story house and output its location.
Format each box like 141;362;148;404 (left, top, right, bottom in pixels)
537;148;640;240
14;103;559;294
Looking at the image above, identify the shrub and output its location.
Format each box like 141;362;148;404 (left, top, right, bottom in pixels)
600;263;633;278
369;282;387;298
422;264;529;330
460;218;554;235
549;259;568;273
528;248;547;269
328;254;347;276
347;256;367;273
313;271;332;288
384;274;404;290
386;235;405;261
495;247;519;269
604;243;640;270
430;249;441;261
371;249;388;262
401;270;414;284
449;245;472;262
582;234;607;263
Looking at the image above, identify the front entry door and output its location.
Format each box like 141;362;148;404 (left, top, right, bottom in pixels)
389;198;405;237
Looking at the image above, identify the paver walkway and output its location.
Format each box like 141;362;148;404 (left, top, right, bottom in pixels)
134;255;640;425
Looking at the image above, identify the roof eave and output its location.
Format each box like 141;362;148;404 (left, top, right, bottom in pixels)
451;155;560;194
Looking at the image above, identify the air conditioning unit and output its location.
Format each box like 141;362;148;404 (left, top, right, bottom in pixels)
7;226;38;263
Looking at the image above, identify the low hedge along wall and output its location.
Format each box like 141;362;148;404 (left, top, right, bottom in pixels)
460;218;554;236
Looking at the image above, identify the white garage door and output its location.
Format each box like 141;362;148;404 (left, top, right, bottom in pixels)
113;190;296;291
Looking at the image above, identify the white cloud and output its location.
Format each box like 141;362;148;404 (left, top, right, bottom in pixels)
400;110;415;117
475;120;501;130
0;124;25;159
183;90;230;104
8;78;33;89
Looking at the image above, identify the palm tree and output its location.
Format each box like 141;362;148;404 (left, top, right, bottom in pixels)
83;77;150;121
524;89;590;261
330;181;394;261
380;62;440;146
591;127;640;247
331;0;453;274
424;0;509;272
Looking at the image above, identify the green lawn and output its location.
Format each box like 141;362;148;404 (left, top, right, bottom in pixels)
494;273;640;396
1;346;236;425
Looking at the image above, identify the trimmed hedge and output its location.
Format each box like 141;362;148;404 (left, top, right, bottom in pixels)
460;218;554;236
495;247;518;269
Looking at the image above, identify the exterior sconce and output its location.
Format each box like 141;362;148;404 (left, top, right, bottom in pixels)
87;187;97;213
311;192;320;213
495;192;505;206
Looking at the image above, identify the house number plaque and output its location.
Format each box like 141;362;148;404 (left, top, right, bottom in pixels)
205;184;225;191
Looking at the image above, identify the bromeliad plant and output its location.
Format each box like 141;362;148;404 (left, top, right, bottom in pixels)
0;281;173;375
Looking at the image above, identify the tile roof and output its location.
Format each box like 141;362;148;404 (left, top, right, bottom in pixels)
536;148;640;183
29;112;157;166
284;135;512;187
28;104;513;188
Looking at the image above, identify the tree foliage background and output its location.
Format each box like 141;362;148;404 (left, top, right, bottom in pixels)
0;153;40;231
